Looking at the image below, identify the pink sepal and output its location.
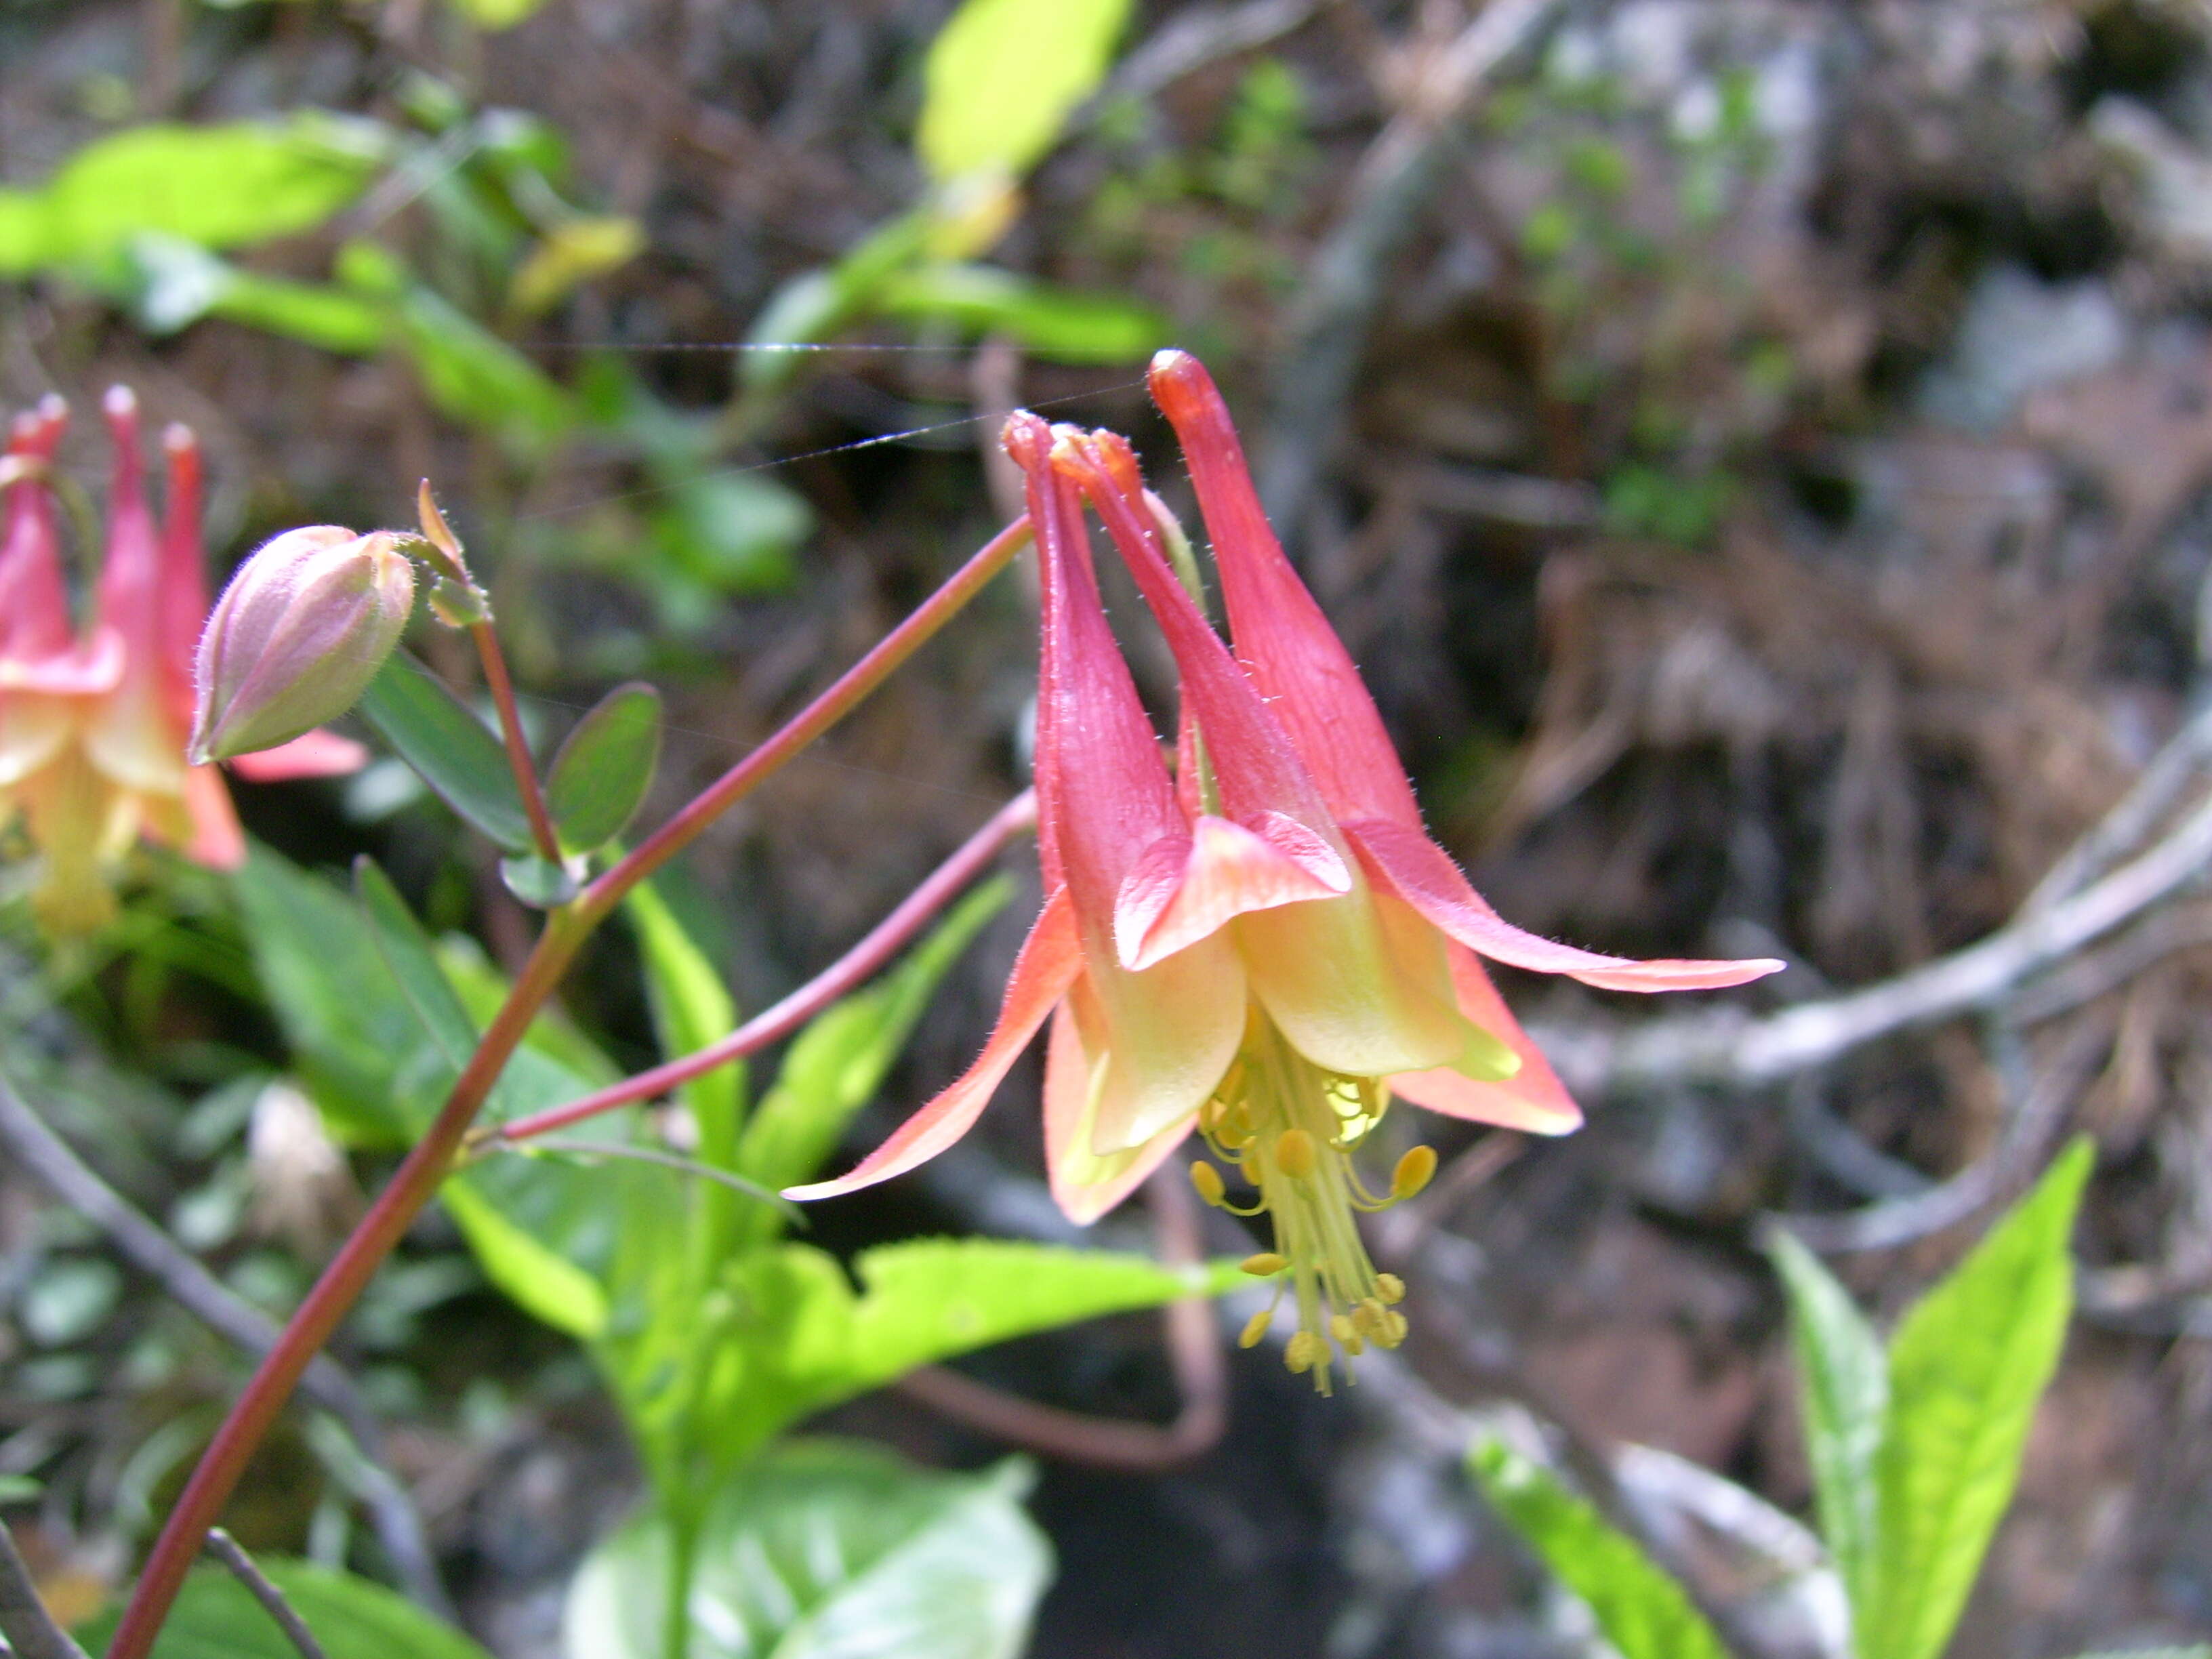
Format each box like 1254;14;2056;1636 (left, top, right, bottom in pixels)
227;729;371;781
0;630;126;696
1387;947;1582;1133
1042;1002;1193;1224
784;886;1082;1201
1113;812;1349;972
1347;817;1786;991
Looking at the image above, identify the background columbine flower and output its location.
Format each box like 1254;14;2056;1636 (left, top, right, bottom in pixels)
0;389;366;933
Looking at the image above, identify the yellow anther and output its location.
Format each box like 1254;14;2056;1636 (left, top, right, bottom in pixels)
1375;1273;1406;1305
1373;1309;1409;1348
1238;1308;1273;1349
1189;1161;1226;1207
1330;1313;1357;1345
1273;1128;1317;1180
1284;1331;1325;1373
1240;1252;1288;1276
1391;1145;1438;1201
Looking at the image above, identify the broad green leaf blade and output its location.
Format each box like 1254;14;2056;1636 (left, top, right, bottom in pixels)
233;844;430;1144
1469;1437;1730;1659
874;265;1164;363
843;1237;1240;1394
1767;1228;1887;1606
1859;1139;2095;1659
354;857;478;1065
442;1173;610;1340
546;682;662;853
656;1239;1237;1468
916;0;1131;182
77;1557;493;1659
626;877;743;1161
562;1439;1051;1659
0;115;386;276
357;651;533;852
737;879;1009;1197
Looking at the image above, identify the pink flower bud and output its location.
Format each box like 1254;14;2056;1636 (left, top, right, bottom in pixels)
188;525;416;764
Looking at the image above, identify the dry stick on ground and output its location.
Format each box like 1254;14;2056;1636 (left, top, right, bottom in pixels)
0;1074;453;1619
202;1530;327;1659
1256;0;1563;531
895;1166;1229;1471
1761;1017;2113;1253
1540;717;2212;1100
0;1519;89;1659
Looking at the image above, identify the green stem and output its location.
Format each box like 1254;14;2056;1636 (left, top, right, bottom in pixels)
662;1506;699;1659
103;517;1028;1659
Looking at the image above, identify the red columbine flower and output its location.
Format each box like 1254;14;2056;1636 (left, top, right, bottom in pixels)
792;375;1781;1392
0;390;365;933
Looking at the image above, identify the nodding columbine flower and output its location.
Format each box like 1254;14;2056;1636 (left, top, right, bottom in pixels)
789;367;1782;1393
0;390;367;934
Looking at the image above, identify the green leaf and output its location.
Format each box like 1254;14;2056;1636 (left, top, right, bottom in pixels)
354;857;478;1065
1469;1436;1730;1659
737;879;1009;1197
613;1237;1235;1472
499;852;582;909
547;682;661;853
626;878;743;1159
112;233;388;352
0;115;386;276
357;651;533;853
1767;1228;1886;1607
916;0;1132;182
508;215;644;317
562;1439;1051;1659
1858;1139;2095;1659
0;1475;41;1504
873;265;1164;363
76;1556;493;1659
232;843;430;1143
442;1172;610;1340
449;0;552;26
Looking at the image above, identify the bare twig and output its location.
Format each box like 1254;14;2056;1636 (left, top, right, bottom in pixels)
0;1521;89;1659
1761;1018;2108;1254
0;1073;452;1618
896;1168;1228;1471
1549;784;2212;1099
202;1530;327;1659
1101;0;1320;107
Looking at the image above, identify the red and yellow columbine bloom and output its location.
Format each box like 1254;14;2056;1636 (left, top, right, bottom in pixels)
790;361;1781;1391
0;390;365;933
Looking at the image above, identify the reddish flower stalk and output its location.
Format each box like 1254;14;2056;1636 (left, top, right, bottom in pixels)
102;516;1031;1659
495;787;1037;1145
470;618;565;864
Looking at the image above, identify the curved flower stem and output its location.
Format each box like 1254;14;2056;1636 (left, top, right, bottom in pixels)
573;516;1031;928
104;518;1030;1659
497;788;1036;1145
469;619;563;864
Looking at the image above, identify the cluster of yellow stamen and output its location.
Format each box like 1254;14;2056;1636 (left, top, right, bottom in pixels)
1188;1006;1436;1393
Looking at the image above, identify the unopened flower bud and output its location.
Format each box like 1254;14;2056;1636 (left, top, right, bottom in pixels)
188;526;416;764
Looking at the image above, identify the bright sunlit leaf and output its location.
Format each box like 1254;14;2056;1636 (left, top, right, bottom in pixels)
916;0;1130;183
